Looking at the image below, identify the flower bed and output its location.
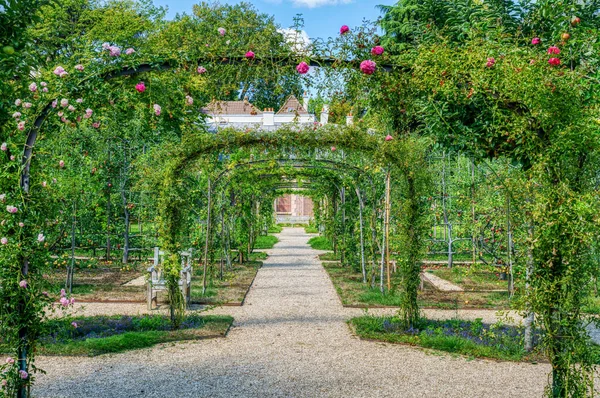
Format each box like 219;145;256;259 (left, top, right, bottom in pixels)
350;316;540;362
2;314;233;357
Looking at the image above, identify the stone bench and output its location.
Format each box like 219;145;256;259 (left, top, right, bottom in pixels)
147;247;193;310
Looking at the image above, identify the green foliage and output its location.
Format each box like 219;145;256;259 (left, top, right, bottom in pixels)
26;314;233;356
350;316;531;362
253;235;278;249
308;236;333;251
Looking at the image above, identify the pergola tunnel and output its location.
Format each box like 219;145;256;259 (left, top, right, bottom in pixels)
1;1;599;397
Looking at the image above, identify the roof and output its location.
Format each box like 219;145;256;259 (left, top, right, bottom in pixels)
276;95;308;115
202;99;263;115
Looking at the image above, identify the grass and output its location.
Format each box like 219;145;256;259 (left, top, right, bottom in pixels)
350;316;537;362
254;235;279;249
191;260;262;305
304;225;319;233
8;314;233;356
268;224;283;233
308;236;333;251
583;295;600;314
319;252;340;261
44;268;145;301
322;262;511;310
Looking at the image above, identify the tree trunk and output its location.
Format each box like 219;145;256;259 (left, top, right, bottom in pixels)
202;178;212;295
356;187;366;284
384;169;391;291
66;201;76;294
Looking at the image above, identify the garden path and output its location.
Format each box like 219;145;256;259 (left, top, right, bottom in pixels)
34;228;547;397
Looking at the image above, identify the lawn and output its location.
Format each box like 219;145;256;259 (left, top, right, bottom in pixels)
322;262;511;310
308;236;333;251
254;234;279;249
3;314;233;357
191;260;262;305
44;267;146;302
349;316;538;362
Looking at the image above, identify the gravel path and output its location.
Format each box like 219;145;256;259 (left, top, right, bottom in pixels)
34;228;548;397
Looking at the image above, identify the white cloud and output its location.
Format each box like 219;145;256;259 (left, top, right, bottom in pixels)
278;28;312;55
291;0;353;8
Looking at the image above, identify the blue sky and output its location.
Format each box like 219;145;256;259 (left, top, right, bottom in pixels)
151;0;397;39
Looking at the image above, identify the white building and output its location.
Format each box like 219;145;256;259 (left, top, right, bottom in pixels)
202;93;316;129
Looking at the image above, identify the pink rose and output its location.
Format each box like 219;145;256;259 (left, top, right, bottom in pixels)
19;280;27;288
153;104;161;116
360;60;377;75
53;66;65;76
51;100;58;108
296;62;310;74
76;98;83;103
75;64;84;71
68;105;76;112
0;143;5;151
19;370;28;379
331;146;336;151
19;222;24;227
548;46;560;55
58;111;64;117
60;98;68;107
23;102;32;109
135;82;146;93
10;155;14;161
43;87;48;92
37;233;45;242
70;297;75;305
371;46;384;56
17;121;25;131
108;46;121;56
340;25;350;35
13;112;21;119
5;357;14;364
84;108;93;118
486;57;496;68
15;99;22;106
385;135;393;141
125;48;135;55
6;205;18;213
71;322;78;328
41;82;47;87
59;160;65;168
531;37;541;45
29;82;37;92
59;297;69;307
60;288;66;297
548;57;561;66
1;237;7;245
102;42;110;50
92;122;101;129
185;95;193;105
245;51;255;59
197;66;207;74
218;27;226;36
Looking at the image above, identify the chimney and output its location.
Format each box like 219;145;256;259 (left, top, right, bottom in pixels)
346;112;354;126
263;108;274;126
303;91;309;112
320;105;329;125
